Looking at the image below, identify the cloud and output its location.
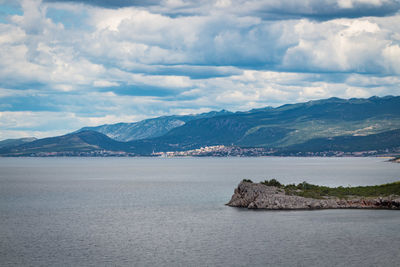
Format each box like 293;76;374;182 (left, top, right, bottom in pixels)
78;5;400;75
282;17;400;74
43;0;160;8
250;0;400;20
43;0;400;19
93;80;120;87
0;0;399;139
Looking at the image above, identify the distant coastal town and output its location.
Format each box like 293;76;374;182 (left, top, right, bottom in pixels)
11;144;399;158
151;145;399;158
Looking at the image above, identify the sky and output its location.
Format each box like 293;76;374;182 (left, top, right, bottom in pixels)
0;0;399;139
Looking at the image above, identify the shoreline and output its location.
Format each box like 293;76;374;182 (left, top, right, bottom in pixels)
0;155;399;159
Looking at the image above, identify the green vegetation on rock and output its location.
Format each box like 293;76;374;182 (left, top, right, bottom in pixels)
258;180;400;199
261;179;282;187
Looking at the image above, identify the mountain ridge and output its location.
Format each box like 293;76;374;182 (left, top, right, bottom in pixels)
0;137;37;149
1;96;399;156
0;131;130;156
127;95;400;152
77;110;232;141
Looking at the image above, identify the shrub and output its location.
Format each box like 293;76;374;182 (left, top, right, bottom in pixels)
261;178;282;187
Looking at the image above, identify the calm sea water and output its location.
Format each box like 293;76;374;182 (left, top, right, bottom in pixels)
0;157;399;266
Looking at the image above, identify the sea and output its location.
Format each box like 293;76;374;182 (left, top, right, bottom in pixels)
0;157;399;266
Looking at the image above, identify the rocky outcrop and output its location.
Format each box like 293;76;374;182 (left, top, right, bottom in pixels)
226;181;400;210
389;157;400;163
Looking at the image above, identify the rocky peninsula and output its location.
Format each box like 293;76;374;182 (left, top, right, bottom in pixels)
390;156;400;163
227;180;400;210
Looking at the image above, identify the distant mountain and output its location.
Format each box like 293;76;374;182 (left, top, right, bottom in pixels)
77;110;232;141
0;131;129;156
0;137;37;149
1;96;400;156
129;95;400;152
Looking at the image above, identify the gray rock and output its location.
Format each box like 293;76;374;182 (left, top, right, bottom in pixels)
226;181;400;210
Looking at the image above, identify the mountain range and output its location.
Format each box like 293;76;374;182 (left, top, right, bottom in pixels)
1;96;399;156
77;110;232;141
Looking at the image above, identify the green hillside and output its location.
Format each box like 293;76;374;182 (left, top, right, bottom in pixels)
134;96;400;152
281;128;400;154
0;131;129;156
0;137;37;149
